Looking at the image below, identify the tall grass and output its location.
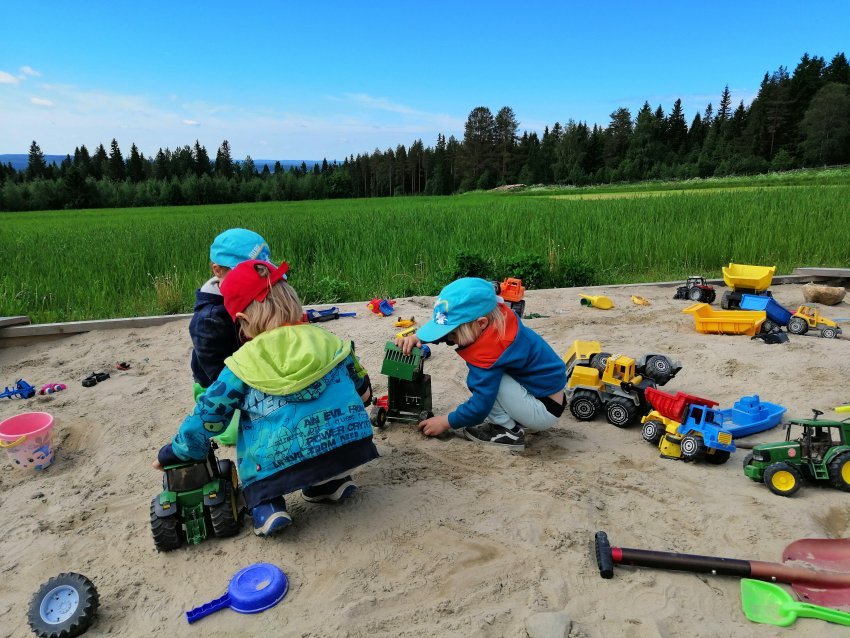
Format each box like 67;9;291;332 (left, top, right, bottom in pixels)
2;169;849;322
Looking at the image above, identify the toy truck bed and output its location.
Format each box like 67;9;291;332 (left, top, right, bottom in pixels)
739;294;793;327
645;387;718;422
682;303;766;336
721;263;776;292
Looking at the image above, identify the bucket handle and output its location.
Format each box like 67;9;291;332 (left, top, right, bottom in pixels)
0;435;26;449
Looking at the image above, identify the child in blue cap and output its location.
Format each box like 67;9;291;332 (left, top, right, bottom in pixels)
189;228;273;445
396;277;567;450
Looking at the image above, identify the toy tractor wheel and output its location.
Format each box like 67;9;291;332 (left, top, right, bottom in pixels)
210;479;241;537
569;390;601;421
589;352;611;372
679;435;705;462
606;398;637;428
705;290;716;304
150;498;182;552
720;291;732;310
761;319;778;333
27;572;99;638
787;317;808;335
827;451;850;491
688;287;703;302
643;356;673;385
821;327;838;339
418;410;434;423
742;453;761;481
673;286;687;300
512;300;526;318
370;406;388;429
704;449;731;465
764;462;802;497
641;420;664;445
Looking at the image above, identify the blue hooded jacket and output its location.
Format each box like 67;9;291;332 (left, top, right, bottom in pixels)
189;278;239;388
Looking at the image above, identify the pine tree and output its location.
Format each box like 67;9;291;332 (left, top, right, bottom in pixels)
127;144;145;183
108;139;125;180
461;106;497;184
26;140;47;180
717;85;733;122
666;99;689;154
215;140;234;177
194;140;211;176
494;106;519;184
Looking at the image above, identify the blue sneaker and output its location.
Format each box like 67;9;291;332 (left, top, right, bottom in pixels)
251;498;292;537
302;477;357;503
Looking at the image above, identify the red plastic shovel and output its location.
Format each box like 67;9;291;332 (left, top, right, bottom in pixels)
595;531;850;610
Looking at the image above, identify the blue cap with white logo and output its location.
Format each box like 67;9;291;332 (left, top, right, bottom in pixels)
417;278;498;343
210;228;272;269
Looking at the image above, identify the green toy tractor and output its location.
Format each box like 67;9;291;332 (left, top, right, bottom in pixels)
370;341;433;427
743;407;850;497
150;442;243;551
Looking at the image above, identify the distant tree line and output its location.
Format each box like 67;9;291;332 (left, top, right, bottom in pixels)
2;51;849;212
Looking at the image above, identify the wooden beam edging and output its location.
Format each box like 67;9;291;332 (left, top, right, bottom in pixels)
0;313;192;341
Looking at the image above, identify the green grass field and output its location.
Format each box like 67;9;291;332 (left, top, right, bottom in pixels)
2;168;849;323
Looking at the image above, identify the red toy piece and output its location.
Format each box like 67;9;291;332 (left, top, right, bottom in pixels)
367;298;396;316
39;383;67;395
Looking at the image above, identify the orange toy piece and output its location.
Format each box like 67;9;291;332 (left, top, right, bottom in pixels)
499;278;525;302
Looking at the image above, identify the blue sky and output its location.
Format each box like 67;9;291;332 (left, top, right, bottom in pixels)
1;1;848;160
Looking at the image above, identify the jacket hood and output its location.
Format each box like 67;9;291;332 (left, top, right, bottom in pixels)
224;324;351;395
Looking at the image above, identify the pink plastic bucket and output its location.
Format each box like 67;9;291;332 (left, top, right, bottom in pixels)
0;412;56;470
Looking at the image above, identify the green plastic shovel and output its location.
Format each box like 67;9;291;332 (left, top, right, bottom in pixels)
741;579;850;627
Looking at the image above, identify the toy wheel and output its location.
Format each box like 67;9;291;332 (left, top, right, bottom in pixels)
643;356;673;385
761;319;778;333
370;406;387;428
706;290;716;304
821;327;838;339
606;398;637;428
210;479;242;537
418;410;434;423
150;498;182;552
787;317;808;335
589;352;611;372
680;435;705;462
513;300;525;318
688;287;703;302
720;291;732;310
704;449;731;465
28;572;99;638
641;420;664;445
764;462;802;497
828;451;850;491
569;391;601;421
742;453;761;481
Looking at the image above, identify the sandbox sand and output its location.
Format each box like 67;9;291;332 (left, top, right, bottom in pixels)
2;282;849;637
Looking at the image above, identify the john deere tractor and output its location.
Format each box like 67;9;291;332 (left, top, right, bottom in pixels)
371;341;433;427
150;442;242;551
743;407;850;497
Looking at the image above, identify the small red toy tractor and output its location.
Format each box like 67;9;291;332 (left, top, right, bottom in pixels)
496;278;526;317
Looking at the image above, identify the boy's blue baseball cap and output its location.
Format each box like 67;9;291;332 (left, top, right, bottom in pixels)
417;277;498;343
210;228;271;269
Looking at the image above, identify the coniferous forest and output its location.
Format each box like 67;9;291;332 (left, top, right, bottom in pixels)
2;52;849;213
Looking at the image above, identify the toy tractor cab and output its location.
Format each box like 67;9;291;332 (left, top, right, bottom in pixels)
371;341;433;428
150;442;242;551
743;407;850;496
674;276;716;304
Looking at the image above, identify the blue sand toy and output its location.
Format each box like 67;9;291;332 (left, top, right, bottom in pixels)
186;563;288;624
719;395;786;438
1;379;36;400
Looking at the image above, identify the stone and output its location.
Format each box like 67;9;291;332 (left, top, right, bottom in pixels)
802;283;846;306
525;611;572;638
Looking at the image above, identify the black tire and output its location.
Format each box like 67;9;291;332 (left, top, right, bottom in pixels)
720;291;732;310
150;498;182;552
704;449;731;465
828;451;850;491
764;462;802;497
569;390;601;421
688;286;703;302
680;435;705;462
210;480;241;537
673;286;687;300
705;290;716;304
643;356;673;385
787;317;808;335
761;319;778;333
418;410;434;422
606;397;638;428
821;327;838;339
589;352;611;372
641;420;664;445
512;300;525;318
28;572;99;638
370;406;387;428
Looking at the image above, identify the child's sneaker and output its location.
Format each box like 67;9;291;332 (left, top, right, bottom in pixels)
463;422;525;450
251;498;292;536
302;476;357;503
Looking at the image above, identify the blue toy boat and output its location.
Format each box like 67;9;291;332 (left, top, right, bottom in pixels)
719;395;786;438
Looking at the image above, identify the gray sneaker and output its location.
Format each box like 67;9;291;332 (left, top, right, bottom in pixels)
463;422;525;450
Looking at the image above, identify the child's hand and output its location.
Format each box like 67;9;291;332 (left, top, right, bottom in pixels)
394;334;422;355
152;459;163;471
418;414;451;437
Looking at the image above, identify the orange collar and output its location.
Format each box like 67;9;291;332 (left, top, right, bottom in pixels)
456;305;518;368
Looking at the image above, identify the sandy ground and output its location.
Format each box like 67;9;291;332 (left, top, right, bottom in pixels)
2;282;850;638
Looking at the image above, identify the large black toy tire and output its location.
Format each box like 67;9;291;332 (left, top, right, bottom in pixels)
720;291;732;310
643;356;673;385
787;317;808;335
688;287;703;302
370;406;387;429
418;410;434;422
706;290;716;304
28;572;99;638
589;352;611;372
641;420;664;445
569;390;601;421
210;480;241;537
680;435;705;462
606;398;637;428
150;498;182;552
828;451;850;492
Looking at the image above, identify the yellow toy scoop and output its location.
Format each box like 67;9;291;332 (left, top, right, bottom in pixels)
579;294;614;309
631;295;651;306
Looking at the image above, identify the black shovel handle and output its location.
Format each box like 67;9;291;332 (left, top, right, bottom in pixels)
595;531;751;579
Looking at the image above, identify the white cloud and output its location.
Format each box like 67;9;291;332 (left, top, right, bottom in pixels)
20;66;41;77
0;71;20;85
182;119;200;126
30;97;53;107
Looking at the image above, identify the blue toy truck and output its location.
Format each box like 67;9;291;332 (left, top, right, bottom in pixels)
739;294;793;333
659;403;736;464
1;379;36;400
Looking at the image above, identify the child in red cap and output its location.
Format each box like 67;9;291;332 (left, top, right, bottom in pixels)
156;260;377;537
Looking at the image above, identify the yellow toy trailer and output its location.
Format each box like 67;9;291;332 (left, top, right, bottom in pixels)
682;303;766;336
787;306;842;339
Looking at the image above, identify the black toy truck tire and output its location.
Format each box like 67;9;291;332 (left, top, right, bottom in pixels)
370;406;387;428
418;410;434;422
150;498;182;552
828;451;850;491
210;480;241;537
787;317;808;335
606;398;637;428
704;449;731;465
589;352;611;372
706;290;716;304
764;462;802;497
569;391;601;421
688;287;703;302
680;435;705;461
643;356;672;385
821;327;838;339
28;572;99;638
761;320;778;334
641;420;663;445
720;291;732;310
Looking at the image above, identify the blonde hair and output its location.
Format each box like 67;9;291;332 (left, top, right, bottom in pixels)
237;279;303;339
450;304;506;346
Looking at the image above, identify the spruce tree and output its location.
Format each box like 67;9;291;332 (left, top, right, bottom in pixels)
26;140;47;180
108;138;126;180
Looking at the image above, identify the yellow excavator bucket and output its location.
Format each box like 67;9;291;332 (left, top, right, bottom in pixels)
579;294;614;309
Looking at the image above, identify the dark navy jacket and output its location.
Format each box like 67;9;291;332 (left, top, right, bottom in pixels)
189;279;239;388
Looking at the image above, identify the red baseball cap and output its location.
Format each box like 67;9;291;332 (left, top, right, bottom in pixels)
220;259;290;319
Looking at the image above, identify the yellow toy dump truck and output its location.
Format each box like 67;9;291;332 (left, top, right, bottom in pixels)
563;341;682;427
787;305;842;339
720;263;776;310
682;303;766;336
